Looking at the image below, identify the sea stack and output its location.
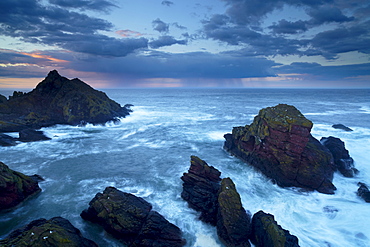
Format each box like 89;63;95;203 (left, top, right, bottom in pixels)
224;104;336;194
0;70;131;132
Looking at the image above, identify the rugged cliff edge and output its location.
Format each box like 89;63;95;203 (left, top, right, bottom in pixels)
224;104;336;194
0;70;131;132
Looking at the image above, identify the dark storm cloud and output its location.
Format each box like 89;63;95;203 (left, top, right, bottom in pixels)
48;0;117;12
152;18;170;33
0;0;148;57
149;36;187;49
204;0;367;60
161;1;174;7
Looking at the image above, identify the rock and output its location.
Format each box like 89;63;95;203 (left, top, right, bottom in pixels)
181;155;221;225
357;182;370;203
321;136;358;177
81;186;186;246
0;70;132;132
18;129;51;142
217;177;251;247
0;217;98;246
0;162;42;211
332;124;353;131
224;104;336;194
251;210;300;247
0;133;17;146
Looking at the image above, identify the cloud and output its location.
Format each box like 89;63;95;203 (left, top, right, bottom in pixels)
48;0;117;12
0;1;148;57
152;18;169;33
149;36;187;49
269;19;307;34
307;6;354;25
161;1;174;7
116;30;145;37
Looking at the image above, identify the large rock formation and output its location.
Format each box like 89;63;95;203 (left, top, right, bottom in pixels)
80;186;186;247
0;70;131;132
217;178;251;247
0;162;42;211
251;211;299;247
224;104;336;194
0;217;98;246
321;136;358;177
181;155;221;225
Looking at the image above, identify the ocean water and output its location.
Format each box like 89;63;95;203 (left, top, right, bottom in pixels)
0;88;369;247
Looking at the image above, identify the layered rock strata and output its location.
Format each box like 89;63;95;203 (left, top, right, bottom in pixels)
0;162;42;211
224;104;336;194
0;70;131;133
81;186;186;247
321;136;358;177
0;217;98;246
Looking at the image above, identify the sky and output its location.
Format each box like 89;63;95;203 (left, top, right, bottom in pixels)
0;0;369;88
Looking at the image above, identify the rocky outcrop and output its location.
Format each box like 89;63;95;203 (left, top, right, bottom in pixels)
80;186;186;247
0;133;17;146
0;162;42;211
217;178;251;247
181;155;221;225
18;129;51;142
0;217;98;246
0;70;131;133
224;104;336;194
321;136;358;177
251;211;299;247
332;124;353;131
357;182;370;203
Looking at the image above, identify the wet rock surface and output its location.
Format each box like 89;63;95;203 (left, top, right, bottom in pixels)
81;186;186;246
357;182;370;203
0;162;42;211
0;217;98;247
224;104;336;194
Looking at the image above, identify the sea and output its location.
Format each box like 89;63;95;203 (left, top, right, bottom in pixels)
0;88;369;247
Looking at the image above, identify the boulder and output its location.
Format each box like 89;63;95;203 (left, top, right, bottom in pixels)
0;217;98;246
217;178;251;247
251;211;300;247
81;186;186;247
0;133;17;146
0;70;132;132
224;104;336;194
18;129;51;142
0;162;42;211
332;124;353;131
321;136;358;177
181;155;221;225
357;182;370;203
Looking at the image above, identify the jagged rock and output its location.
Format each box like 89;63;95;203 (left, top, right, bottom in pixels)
81;186;186;247
251;211;300;247
18;129;51;142
0;133;17;146
357;182;370;203
181;156;221;225
0;70;131;132
332;124;353;131
0;217;98;247
0;162;42;211
217;177;251;247
224;104;336;194
321;136;358;177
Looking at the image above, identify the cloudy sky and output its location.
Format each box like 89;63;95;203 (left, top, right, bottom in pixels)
0;0;369;88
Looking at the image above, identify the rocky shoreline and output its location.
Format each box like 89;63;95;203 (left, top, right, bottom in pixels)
1;77;369;246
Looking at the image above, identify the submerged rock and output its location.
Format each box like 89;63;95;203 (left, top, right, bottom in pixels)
224;104;336;194
0;217;98;247
321;136;358;177
0;162;41;211
0;70;131;133
357;182;370;203
181;155;221;225
81;186;186;246
332;124;353;131
18;129;51;142
251;211;300;247
217;178;251;247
